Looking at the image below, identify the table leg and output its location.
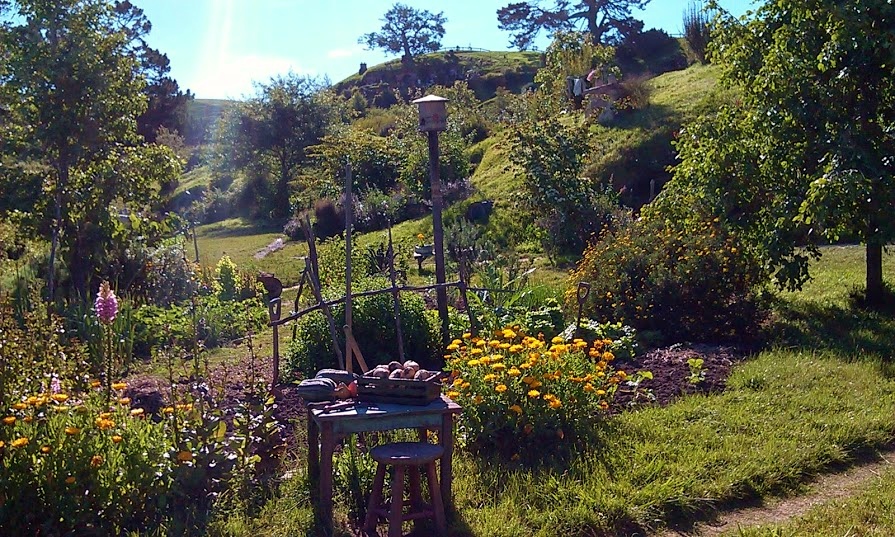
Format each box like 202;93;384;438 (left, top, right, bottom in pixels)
417;426;429;442
307;411;319;501
320;423;335;535
439;413;454;510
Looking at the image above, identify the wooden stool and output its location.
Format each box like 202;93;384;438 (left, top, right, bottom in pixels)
364;442;447;537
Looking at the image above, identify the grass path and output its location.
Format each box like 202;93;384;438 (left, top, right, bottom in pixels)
655;444;895;536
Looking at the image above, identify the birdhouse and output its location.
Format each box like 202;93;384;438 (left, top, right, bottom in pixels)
412;94;448;132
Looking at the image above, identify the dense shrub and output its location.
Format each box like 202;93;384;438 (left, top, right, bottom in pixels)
445;326;649;462
285;277;440;379
508;117;624;255
136;239;201;306
683;1;713;64
568;217;765;342
615;29;688;76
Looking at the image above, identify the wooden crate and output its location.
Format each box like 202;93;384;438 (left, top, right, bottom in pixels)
356;377;442;406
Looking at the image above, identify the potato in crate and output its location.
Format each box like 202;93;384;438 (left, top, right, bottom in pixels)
357;360;443;405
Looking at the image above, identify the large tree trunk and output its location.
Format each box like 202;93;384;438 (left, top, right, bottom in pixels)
866;204;885;305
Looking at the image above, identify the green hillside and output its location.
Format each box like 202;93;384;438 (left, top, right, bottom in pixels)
335;50;543;105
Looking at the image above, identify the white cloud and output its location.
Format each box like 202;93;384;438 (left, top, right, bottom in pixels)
327;45;364;59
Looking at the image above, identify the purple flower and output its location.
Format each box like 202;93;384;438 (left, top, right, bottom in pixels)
94;281;119;324
50;377;61;394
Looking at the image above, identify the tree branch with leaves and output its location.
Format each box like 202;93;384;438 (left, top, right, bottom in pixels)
359;3;446;64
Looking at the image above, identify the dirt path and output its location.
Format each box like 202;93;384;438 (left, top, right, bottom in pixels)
656;444;895;536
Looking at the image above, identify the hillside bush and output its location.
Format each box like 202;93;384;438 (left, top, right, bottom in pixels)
568;217;765;342
444;327;649;462
285;277;440;379
508;117;624;255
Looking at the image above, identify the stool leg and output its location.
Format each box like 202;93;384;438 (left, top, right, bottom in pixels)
425;461;447;536
408;466;423;533
389;465;406;537
364;462;387;534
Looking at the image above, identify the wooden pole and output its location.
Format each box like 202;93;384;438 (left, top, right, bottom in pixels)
302;217;345;370
427;131;450;347
344;163;354;372
387;221;406;363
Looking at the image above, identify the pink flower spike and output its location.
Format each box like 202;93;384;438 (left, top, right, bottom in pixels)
94;281;119;324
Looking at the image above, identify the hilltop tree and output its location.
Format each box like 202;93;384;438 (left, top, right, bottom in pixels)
360;3;446;64
657;0;895;304
497;0;650;49
0;0;182;302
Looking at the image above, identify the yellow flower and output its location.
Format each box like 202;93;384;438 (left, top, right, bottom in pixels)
446;344;459;351
99;412;112;419
64;426;80;435
491;363;506;371
499;343;511;350
488;339;500;348
603;352;615;362
530;380;542;389
23;416;33;423
509;404;522;415
118;398;131;405
90;455;104;467
600;401;609;410
475;340;486;348
0;440;4;449
96;419;115;430
518;363;531;370
467;359;480;367
12;403;26;410
416;233;425;240
507;368;521;377
548;399;562;409
65;476;76;485
617;370;628;380
447;390;460;399
470;348;483;356
584;383;595;393
177;450;193;462
51;394;69;403
473;395;484;405
462;332;471;339
90;380;101;388
451;339;462;345
551;336;564;344
11;437;28;448
40;445;51;454
543;393;556;401
3;416;15;425
495;384;507;393
527;390;540;398
112;435;123;444
502;329;517;339
483;373;497;382
596;389;606;396
111;382;127;390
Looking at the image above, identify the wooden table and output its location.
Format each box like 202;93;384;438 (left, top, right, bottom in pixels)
307;395;461;533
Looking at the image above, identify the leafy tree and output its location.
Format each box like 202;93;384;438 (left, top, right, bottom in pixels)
655;0;895;303
359;3;446;64
212;74;346;222
497;0;650;50
0;0;182;302
534;31;616;110
109;1;192;142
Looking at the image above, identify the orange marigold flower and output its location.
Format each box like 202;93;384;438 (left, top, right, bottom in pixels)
40;445;51;454
527;390;540;398
3;416;16;425
11;437;28;448
447;390;460;399
177;450;193;462
495;384;507;393
90;380;102;388
65;476;76;484
112;435;123;444
509;404;522;414
23;416;33;424
51;394;69;403
118;398;131;405
90;455;104;467
12;403;26;410
64;426;80;435
549;399;562;409
507;368;521;377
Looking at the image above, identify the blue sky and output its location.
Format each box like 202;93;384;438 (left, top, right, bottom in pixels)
135;0;754;100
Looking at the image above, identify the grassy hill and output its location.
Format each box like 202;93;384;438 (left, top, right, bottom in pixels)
334;50;543;105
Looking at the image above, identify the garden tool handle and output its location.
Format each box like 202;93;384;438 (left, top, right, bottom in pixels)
576;282;591;332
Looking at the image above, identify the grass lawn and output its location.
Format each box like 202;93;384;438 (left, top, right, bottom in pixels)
206;245;895;536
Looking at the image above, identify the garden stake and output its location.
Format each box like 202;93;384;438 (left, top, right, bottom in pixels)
290;261;310;340
301;216;345;370
576;281;591;336
343;162;369;374
387;220;406;364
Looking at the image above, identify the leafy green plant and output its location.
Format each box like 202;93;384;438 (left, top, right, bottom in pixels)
285;277;441;379
687;357;705;385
